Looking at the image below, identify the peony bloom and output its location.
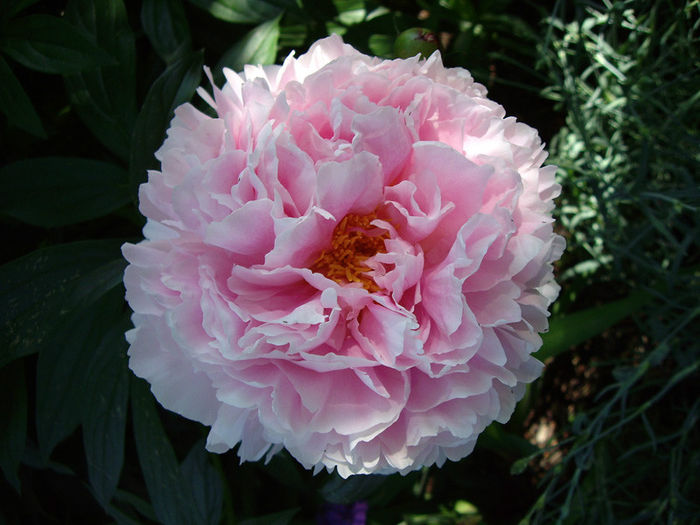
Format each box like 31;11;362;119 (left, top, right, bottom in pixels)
123;35;565;477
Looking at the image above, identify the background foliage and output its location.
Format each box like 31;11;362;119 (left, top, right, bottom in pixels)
1;0;698;523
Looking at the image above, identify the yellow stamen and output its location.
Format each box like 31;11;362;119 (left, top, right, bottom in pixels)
310;212;389;292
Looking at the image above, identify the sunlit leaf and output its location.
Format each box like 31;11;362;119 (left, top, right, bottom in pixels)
333;0;366;25
0;56;45;137
129;50;203;189
186;0;282;24
0;359;26;492
217;16;281;74
64;0;137;160
368;34;393;58
0;157;130;227
141;0;192;64
1;14;114;74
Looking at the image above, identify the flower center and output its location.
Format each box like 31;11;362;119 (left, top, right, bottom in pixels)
310;212;389;292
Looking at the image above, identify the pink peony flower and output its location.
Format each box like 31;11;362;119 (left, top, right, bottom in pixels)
122;35;565;477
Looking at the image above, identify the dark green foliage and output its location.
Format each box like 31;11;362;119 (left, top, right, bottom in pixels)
0;0;697;524
63;0;137;160
0;55;44;136
141;0;193;64
129;50;204;188
1;14;114;74
0;157;131;227
83;315;131;507
0;360;26;492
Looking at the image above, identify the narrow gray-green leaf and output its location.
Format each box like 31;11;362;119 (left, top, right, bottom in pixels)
131;377;189;525
217;16;281;74
0;157;130;227
186;0;282;24
0;240;125;368
0;56;44;137
36;288;124;460
2;14;114;74
83;315;130;507
141;0;192;64
536;290;653;361
64;0;137;160
129;50;203;188
180;442;223;525
0;359;26;492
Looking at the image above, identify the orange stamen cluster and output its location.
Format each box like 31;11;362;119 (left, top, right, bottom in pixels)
310;213;389;292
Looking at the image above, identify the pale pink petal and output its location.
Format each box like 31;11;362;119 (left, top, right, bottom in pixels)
123;35;564;479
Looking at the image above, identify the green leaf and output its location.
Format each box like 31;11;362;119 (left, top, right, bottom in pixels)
0;240;125;368
478;423;537;461
129;50;203;189
112;489;158;523
321;474;389;504
239;508;300;525
261;451;304;489
0;56;45;137
368;34;393;59
186;0;282;24
35;288;124;459
0;359;26;492
141;0;192;64
131;377;189;525
536;290;653;361
0;157;130;227
3;0;40;18
217;16;281;74
180;442;223;525
104;502;147;525
82;314;130;507
64;0;137;160
1;14;114;74
333;0;366;25
509;455;531;476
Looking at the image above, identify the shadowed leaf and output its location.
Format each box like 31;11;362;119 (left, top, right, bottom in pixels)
141;0;192;64
0;240;126;368
83;315;131;507
36;289;124;459
0;360;27;492
64;0;137;160
0;157;130;227
2;14;114;74
129;50;203;190
0;56;44;137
